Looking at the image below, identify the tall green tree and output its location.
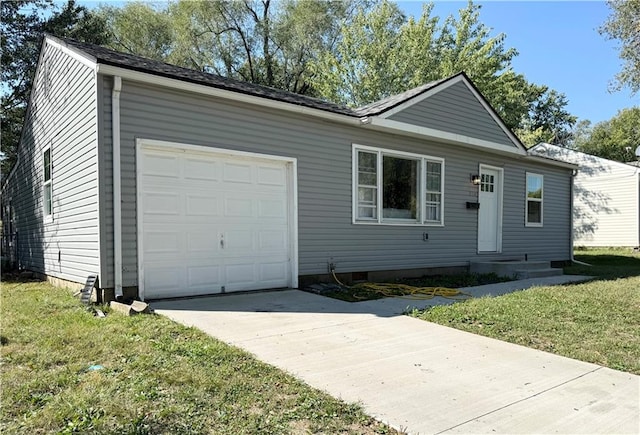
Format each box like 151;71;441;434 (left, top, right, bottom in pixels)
515;89;578;147
310;0;575;141
1;0;109;178
98;2;173;61
600;0;640;94
575;107;640;162
99;0;364;94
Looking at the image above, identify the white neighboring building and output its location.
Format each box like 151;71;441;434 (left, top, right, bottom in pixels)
529;143;640;247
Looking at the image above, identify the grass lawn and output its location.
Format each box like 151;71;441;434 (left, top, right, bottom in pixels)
0;281;397;434
411;248;640;375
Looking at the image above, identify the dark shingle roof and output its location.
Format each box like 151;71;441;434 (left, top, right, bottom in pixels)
57;36;448;118
354;78;448;116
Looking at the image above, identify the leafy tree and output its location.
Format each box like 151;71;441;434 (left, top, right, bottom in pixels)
98;2;173;61
1;0;109;178
600;0;640;94
575;107;640;162
311;1;407;105
515;89;577;147
99;0;364;94
310;0;575;140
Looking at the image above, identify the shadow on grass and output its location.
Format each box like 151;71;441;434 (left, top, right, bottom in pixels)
565;253;640;279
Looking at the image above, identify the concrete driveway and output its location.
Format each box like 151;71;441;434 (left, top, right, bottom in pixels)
152;279;639;434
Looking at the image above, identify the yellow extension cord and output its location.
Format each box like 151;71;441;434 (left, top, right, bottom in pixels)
331;270;472;301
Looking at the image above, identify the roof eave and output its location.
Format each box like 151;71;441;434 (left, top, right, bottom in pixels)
96;63;362;126
361;116;528;157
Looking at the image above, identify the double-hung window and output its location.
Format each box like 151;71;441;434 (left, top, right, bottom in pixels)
354;145;444;225
525;172;543;226
43;148;52;219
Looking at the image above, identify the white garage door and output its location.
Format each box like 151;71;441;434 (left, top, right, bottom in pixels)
137;142;295;299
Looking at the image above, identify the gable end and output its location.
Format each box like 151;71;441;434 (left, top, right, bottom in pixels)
385;75;521;150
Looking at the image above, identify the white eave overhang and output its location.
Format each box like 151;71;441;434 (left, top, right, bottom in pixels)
525;154;579;170
95;63;362;127
359;116;528;157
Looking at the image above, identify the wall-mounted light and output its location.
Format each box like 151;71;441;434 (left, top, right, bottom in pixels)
470;174;481;185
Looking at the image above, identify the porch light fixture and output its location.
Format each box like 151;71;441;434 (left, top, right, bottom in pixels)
471;174;481;185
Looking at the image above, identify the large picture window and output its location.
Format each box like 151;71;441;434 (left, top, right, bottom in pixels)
525;172;543;226
43;148;52;218
354;145;444;225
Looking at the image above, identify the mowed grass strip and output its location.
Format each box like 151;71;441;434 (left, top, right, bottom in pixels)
412;249;640;375
0;282;397;434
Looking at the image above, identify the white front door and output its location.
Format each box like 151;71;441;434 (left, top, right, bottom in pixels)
137;141;296;299
478;166;503;252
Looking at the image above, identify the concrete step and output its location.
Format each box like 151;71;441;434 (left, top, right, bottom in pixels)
515;268;564;279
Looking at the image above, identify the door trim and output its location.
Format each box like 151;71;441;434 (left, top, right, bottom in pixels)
477;164;504;253
136;138;299;300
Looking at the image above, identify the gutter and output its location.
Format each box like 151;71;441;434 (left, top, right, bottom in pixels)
112;76;123;299
96;64;362;127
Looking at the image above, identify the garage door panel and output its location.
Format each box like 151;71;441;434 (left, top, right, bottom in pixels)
184;158;219;181
143;192;180;215
186;194;219;217
258;199;286;218
224;197;253;217
145;265;184;292
144;231;181;255
259;231;287;250
259;262;288;282
223;162;253;184
257;165;286;186
187;265;221;288
144;154;180;177
140;145;293;299
225;263;257;286
187;231;219;254
223;230;254;251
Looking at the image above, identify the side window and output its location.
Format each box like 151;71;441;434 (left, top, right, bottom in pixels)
43;148;52;218
356;151;378;220
424;160;443;223
526;172;543;226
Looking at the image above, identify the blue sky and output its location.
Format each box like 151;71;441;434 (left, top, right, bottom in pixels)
78;0;638;125
397;1;639;125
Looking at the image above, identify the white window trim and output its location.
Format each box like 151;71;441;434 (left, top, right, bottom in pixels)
525;172;543;227
352;144;445;226
43;146;53;222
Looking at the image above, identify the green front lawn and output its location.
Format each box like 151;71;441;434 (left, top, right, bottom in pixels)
411;248;640;375
0;282;397;434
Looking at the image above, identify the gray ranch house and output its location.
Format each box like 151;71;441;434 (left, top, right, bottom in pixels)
2;35;576;301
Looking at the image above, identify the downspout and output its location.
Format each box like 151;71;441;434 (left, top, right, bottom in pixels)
570;169;591;267
112;76;123;299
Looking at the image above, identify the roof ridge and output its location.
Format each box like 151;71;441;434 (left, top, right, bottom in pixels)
52;35;461;120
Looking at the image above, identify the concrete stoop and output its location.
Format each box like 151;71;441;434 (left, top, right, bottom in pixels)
470;260;564;280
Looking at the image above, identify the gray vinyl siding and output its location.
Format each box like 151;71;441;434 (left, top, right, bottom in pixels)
389;81;516;148
99;78;571;288
2;41;100;283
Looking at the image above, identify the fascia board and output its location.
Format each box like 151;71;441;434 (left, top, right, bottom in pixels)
524;155;579;170
95;64;361;126
45;35;97;69
362;117;528;157
377;75;463;119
